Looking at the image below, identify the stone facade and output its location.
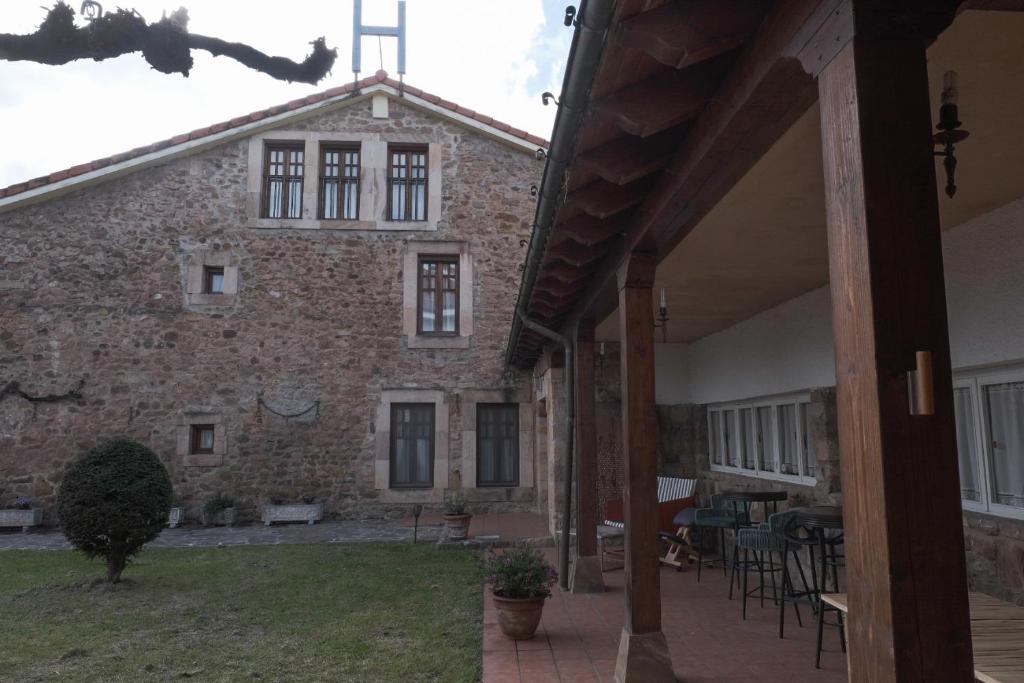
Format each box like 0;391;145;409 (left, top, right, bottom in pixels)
0;92;543;523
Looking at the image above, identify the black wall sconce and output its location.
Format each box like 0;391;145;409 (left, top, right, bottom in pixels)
934;70;970;198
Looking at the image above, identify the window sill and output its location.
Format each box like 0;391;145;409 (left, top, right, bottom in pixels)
247;217;439;232
182;453;224;467
709;464;817;487
407;334;470;350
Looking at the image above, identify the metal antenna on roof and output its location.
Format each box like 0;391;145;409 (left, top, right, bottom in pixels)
352;0;406;95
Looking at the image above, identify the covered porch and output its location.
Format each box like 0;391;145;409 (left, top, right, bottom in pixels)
509;1;1024;681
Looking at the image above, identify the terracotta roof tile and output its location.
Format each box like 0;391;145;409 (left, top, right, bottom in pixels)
0;71;548;201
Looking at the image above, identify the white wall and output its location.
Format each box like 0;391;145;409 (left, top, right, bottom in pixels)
660;197;1024;406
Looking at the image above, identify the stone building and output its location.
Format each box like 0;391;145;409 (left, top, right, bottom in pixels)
0;71;546;522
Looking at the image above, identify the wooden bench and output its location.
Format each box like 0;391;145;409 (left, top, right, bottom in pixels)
821;592;1024;682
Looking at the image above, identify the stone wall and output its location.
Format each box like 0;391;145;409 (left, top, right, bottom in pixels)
0;95;543;523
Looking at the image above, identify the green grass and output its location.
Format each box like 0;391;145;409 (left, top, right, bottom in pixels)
0;543;483;682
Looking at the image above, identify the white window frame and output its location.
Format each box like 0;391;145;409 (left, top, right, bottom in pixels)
708;393;817;486
954;366;1024;522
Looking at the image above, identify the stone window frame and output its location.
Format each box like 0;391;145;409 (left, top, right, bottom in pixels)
246;131;441;231
177;412;227;467
460;388;535;501
403;241;473;349
184;250;239;309
374;389;449;502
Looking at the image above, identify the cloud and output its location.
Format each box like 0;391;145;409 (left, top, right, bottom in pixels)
0;0;572;187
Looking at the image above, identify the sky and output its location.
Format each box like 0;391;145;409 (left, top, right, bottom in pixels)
0;0;573;188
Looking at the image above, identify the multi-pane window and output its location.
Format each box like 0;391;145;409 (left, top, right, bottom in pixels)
418;256;458;334
262;144;304;219
477;404;519;487
390;404;434;488
388;146;428;221
320;146;360;220
955;371;1024;518
708;395;816;483
190;424;215;455
203;266;224;294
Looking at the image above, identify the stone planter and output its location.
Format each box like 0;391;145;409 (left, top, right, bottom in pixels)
167;507;184;528
0;508;43;532
261;502;323;526
443;513;472;541
201;507;236;527
492;593;547;640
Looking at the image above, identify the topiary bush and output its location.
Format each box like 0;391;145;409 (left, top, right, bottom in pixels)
57;438;173;583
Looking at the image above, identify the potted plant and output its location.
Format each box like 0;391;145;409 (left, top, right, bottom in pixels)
485;545;558;640
261;494;324;526
442;493;472;541
167;499;185;528
0;497;43;532
201;494;236;527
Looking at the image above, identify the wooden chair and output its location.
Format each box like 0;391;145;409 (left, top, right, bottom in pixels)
600;476;698;571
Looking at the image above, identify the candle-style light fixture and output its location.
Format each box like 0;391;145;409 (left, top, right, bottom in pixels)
934;70;970;198
653;288;669;343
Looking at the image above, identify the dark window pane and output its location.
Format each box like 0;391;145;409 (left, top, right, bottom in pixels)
390;404;434;488
477;404;518;487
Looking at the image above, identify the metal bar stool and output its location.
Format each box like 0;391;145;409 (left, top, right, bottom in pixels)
793;506;846;668
735;508;806;620
721;490;787;600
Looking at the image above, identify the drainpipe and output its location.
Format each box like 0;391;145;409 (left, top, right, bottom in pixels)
505;0;616;368
517;308;574;591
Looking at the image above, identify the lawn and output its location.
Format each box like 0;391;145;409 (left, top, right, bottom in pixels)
0;543;483;682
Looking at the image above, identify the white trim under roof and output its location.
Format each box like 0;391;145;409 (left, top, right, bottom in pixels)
0;83;544;215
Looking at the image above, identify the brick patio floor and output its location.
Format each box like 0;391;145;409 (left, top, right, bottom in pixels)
483;551;848;683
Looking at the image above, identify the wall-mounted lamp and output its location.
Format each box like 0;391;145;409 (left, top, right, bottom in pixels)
652;288;669;343
564;5;577;27
934;70;970;198
541;92;560;107
536;148;547;161
530;185;538;197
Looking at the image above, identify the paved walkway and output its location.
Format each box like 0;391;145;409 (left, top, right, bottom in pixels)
482;550;848;683
0;511;553;551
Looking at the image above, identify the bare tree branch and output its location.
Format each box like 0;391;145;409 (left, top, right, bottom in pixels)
0;2;337;85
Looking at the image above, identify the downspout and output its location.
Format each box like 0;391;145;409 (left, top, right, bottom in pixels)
505;0;616;368
517;308;574;591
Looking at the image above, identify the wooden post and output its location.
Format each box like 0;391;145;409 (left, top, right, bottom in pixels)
571;317;605;593
613;253;674;683
818;12;974;681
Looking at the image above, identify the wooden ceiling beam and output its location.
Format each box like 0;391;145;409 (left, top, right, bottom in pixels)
596;68;718;138
544;239;607;268
576;128;683;186
555;214;626;247
561;0;931;332
616;0;766;70
565;179;648;220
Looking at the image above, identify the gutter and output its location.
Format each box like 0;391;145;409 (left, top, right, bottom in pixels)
505;0;616;368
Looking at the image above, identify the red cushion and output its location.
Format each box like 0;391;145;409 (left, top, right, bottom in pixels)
603;495;697;535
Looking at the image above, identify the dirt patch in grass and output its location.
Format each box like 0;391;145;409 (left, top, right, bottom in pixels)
0;543;483;682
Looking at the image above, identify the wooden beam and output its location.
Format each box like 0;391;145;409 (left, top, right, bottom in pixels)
818;5;972;680
565;179;648;220
560;0;963;333
596;68;717;139
616;0;765;70
613;252;673;682
545;239;607;268
570;318;605;593
555;214;625;247
576;129;682;186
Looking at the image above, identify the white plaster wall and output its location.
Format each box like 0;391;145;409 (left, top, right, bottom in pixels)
668;197;1024;406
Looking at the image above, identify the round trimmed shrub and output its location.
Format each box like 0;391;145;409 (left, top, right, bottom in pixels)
57;438;173;583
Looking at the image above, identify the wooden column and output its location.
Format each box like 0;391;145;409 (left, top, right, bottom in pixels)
613;253;674;683
571;318;605;593
818;13;973;682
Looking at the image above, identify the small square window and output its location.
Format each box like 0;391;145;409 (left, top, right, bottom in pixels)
203;266;225;294
190;424;216;454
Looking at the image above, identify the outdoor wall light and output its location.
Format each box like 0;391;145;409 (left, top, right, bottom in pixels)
653;288;669;343
541;92;560;107
934;70;970;198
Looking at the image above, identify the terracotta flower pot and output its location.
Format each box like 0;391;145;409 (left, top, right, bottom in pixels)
492;593;547;640
443;513;472;541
